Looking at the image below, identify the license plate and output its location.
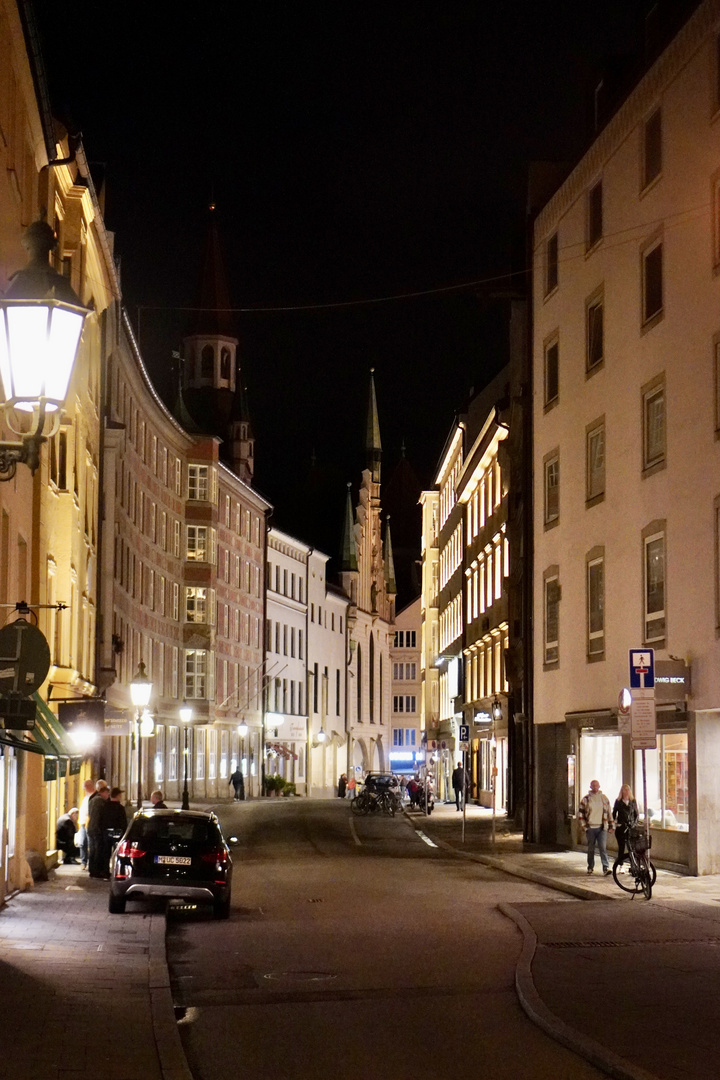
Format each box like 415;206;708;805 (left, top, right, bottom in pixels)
155;855;191;866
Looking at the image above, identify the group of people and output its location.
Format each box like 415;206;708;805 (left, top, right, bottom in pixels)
578;779;639;875
55;783;169;879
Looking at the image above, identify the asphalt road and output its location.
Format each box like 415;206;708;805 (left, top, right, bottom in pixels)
166;799;606;1080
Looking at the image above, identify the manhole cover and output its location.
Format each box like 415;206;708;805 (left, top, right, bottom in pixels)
263;971;337;983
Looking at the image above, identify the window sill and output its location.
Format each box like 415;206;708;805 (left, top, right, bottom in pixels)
585;359;604;380
641;309;664;335
585;493;605;509
639;173;662;199
642;458;666;480
586;651;605;664
543;284;559;303
543;397;559;414
585;237;603;257
543;660;559;672
543;517;559;532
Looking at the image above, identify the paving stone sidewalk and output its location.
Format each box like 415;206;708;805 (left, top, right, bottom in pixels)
0;865;190;1080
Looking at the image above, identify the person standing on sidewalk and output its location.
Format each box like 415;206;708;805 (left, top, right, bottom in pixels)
452;761;468;811
77;778;96;869
87;782;111;878
229;769;245;801
578;779;614;875
613;784;639;872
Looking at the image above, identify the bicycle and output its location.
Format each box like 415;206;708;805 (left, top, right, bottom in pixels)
612;824;657;900
350;787;400;817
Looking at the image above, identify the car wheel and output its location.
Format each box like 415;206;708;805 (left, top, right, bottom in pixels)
108;892;126;914
214;894;231;919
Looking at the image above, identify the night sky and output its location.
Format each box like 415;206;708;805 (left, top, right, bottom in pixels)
36;1;657;559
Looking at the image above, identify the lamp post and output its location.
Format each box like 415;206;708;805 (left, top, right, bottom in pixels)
0;221;87;480
130;661;153;810
179;702;192;810
491;696;503;850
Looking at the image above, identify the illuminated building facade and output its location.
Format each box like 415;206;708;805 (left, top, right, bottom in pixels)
532;0;720;872
389;597;423;776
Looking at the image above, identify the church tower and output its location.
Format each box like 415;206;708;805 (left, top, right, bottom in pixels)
178;204;255;482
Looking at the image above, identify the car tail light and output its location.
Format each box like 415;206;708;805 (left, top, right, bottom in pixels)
201;848;228;866
117;840;147;859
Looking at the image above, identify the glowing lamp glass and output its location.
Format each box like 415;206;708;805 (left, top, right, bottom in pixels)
0;300;84;413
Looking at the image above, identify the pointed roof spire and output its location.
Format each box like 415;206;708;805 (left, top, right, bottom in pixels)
365;368;382;483
229;377;251;424
188;204;235;338
339;483;358;572
384;515;397;596
171;365;202;434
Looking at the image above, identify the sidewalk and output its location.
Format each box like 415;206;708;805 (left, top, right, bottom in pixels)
0;865;190;1080
414;800;720;1080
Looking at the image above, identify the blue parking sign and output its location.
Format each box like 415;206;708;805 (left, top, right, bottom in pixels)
459;724;469;742
629;649;654;690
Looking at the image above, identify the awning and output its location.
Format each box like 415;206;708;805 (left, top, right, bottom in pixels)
0;730;44;755
30;692;75;758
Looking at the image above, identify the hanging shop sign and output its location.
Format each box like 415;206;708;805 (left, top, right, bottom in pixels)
654;660;690;704
58;700;105;734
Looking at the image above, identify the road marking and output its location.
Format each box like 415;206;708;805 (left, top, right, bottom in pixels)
416;830;438;848
349;816;362;846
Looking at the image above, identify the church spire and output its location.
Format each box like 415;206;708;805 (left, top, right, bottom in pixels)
339;483;358;572
383;516;397;596
365;368;382;484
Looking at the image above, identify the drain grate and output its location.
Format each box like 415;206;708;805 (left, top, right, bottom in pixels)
543;937;720;949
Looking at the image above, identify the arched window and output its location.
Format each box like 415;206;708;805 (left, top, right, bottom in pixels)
220;347;231;380
356;644;362;723
200;345;214;379
369;632;375;723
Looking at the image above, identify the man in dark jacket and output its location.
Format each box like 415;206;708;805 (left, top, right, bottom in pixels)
229;770;245;801
87;783;111;877
151;790;168;809
56;808;79;863
452;761;468;811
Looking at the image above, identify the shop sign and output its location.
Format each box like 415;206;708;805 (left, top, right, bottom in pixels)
43;757;58;782
654;660;690;704
59;700;105;733
286;720;306;741
104;719;131;736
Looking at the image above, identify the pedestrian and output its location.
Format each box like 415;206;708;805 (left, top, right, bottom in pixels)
613;784;639;872
56;808;80;863
77;778;96;869
87;781;111;878
451;760;467;811
337;773;347;799
578;779;615;875
229;769;245;801
150;790;168;809
347;774;357;799
102;787;128;872
406;775;420;808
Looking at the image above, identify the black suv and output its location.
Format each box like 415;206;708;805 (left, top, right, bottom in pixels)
109;809;233;918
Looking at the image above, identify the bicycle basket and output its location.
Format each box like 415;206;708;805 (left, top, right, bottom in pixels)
629;827;651;852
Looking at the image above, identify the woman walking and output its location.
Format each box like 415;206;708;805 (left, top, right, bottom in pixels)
613;784;639;871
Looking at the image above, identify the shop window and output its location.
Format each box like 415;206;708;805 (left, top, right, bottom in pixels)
579;733;622;810
634;733;688;831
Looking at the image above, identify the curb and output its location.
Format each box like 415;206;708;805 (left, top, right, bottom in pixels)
149;914;194;1080
498;903;662;1080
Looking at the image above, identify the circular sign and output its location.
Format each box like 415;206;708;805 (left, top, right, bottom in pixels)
0;620;51;697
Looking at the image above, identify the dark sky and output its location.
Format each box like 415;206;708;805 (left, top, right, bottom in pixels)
36;1;655;553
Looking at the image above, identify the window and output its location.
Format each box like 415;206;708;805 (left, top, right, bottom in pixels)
175;458;181;496
634;733;688;831
587;180;602;249
195;729;205;779
545;232;558;295
173;520;180;558
544;452;559;526
544;569;560;665
185;587;208;623
644;530;665;644
586;421;605;502
167;727;178;782
544;336;559;406
713;172;720;271
714;496;720;631
188;464;209;501
172;582;179;621
586;294;603;372
642;377;665;472
185;649;208;698
186;525;208;561
642;107;662;189
642;241;663;324
587;553;604;658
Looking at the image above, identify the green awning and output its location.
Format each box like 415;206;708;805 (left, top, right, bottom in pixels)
0;730;44;755
30;692;75;758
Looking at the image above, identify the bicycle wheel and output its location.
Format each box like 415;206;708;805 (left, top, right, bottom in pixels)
612;859;640;894
638;853;653;900
383;794;396;817
351;793;369;815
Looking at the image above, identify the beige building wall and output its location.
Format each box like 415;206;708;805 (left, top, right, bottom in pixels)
533;0;720;871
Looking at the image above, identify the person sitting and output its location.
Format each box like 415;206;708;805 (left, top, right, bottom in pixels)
56;808;80;863
150;790;168;809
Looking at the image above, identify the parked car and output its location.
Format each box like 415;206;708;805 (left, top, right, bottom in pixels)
108;809;233;918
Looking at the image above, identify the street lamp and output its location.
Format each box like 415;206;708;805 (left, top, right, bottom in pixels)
0;221;87;479
130;661;153;810
179;701;193;810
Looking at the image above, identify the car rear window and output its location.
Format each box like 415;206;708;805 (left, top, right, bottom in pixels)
130;817;220;846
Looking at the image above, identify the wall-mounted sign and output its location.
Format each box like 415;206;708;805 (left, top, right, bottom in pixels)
654;660;690;704
59;700;105;733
